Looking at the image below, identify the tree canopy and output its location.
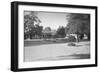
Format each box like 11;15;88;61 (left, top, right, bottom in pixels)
66;13;90;40
24;11;42;39
56;26;66;38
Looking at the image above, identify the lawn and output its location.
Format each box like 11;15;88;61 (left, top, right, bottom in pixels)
24;39;90;62
24;38;83;47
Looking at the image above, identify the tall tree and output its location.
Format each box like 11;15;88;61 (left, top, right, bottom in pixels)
24;11;41;39
42;27;52;39
34;24;43;38
66;13;90;41
56;26;66;38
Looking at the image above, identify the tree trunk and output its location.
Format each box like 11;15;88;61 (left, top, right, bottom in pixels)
87;34;90;40
76;34;80;43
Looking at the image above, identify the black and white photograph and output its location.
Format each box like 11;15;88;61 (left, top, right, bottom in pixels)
24;11;90;62
11;1;97;71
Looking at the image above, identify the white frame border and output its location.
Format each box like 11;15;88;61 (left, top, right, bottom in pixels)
18;5;96;68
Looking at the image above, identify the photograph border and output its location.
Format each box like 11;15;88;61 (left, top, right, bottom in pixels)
11;1;98;72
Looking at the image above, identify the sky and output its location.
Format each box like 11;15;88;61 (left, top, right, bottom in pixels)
37;11;68;30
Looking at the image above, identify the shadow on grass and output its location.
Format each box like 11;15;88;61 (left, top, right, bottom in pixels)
24;39;70;47
25;54;90;62
69;54;90;59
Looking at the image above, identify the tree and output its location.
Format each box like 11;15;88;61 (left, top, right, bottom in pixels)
34;24;43;38
56;26;66;38
24;11;41;39
66;13;90;41
44;27;51;31
42;27;52;39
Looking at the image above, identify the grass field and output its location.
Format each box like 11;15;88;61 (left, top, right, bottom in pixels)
24;39;90;62
24;38;88;47
24;38;69;47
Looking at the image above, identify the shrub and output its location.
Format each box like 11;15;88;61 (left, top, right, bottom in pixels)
68;43;76;46
67;35;76;42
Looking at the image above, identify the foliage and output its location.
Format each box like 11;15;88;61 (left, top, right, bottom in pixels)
30;24;43;39
66;13;90;40
24;11;42;39
44;27;51;31
68;42;76;46
67;35;76;42
42;27;52;39
56;26;66;38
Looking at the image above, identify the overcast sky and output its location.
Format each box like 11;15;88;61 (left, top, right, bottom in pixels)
37;11;68;30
